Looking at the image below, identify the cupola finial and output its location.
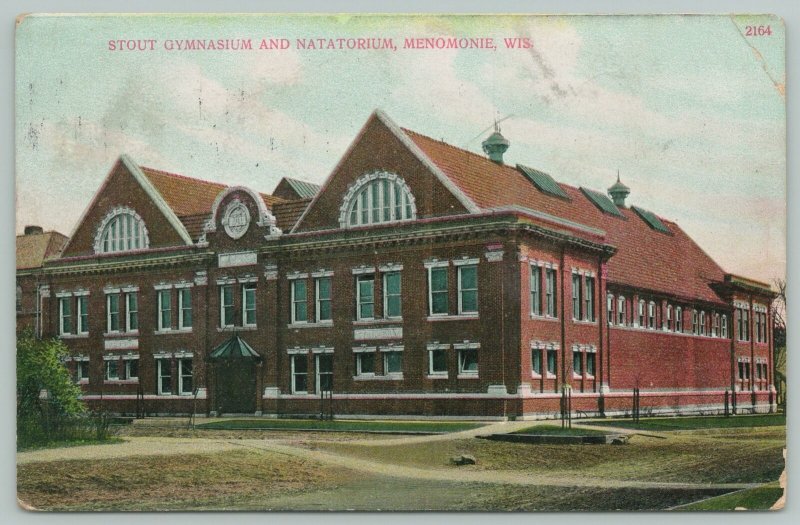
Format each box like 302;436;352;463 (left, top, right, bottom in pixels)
608;171;631;208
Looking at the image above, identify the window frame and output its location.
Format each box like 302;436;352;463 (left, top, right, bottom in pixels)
428;348;448;376
571;273;582;320
531;266;542;316
178;358;193;396
316;353;334;392
383;350;403;376
125;292;138;332
457;348;479;376
158;289;172;331
106;293;120;333
290;279;308;324
157;358;171;395
546;348;557;377
291;354;308;394
178;287;192;330
675;306;683;333
648;301;656;330
531;348;542;376
356;274;375;321
457;265;478;316
355;351;376;377
584;275;595;322
315;277;333;323
617;295;626;326
428;266;449;316
545;269;557;317
220;284;235;328
383;271;402;319
124;358;139;381
342;172;416;228
572;349;583;377
242;283;257;327
105;359;119;381
606;293;614;326
77;295;89;335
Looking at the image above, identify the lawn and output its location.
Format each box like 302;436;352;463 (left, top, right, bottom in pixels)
676;482;783;511
511;424;609;436
196;418;485;433
583;414;785;431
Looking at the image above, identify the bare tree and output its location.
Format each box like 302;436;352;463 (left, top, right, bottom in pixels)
772;278;786;409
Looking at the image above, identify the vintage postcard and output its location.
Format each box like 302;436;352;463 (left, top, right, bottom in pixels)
15;13;786;511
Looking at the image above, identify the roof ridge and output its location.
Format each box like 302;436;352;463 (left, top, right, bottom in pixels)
139;165;229;189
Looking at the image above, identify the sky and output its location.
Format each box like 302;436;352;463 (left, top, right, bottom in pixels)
15;14;785;284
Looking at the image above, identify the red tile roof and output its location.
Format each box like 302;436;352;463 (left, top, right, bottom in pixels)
273;198;313;233
404;129;728;305
17;231;68;270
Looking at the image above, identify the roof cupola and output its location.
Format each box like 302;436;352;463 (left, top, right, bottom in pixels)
608;172;630;208
481;124;510;164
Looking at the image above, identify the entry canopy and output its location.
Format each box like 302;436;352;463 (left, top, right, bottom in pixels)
208;335;262;361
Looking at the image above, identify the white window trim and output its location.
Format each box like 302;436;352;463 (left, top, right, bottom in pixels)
124;358;139;381
427;265;449;317
457;347;479;377
157;289;171;331
105;358;120;381
315;353;334;392
427;345;449;377
178;288;192;330
178;358;193;396
290;279;308;325
382;350;404;377
355;350;377;377
125;292;138;333
291;354;308;394
356;274;376;321
106;293;120;334
382;271;403;320
339;171;417;229
648;301;656;330
315;277;333;323
157;358;171;395
617;295;626;326
219;284;234;328
242;284;257;328
76;295;89;335
457;265;478;316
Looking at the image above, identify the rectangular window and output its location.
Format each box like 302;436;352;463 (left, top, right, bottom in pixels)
584;276;595;321
105;359;119;381
675;308;683;333
126;293;138;332
356;352;375;376
429;348;448;376
648;302;656;329
743;309;750;341
243;284;256;327
384;272;402;319
744;362;751;381
125;359;139;380
178;359;193;395
737;361;745;381
107;294;120;333
429;267;449;315
586;353;596;376
721;316;728;338
76;361;89;382
617;296;626;326
531;266;542;316
178;288;192;329
291;354;308;393
157;359;171;395
572;273;581;320
220;285;234;327
458;265;478;315
546;349;557;376
384;351;403;375
692;310;699;335
158;290;172;331
316;277;332;322
666;305;673;331
545;269;557;317
77;296;89;334
458;348;478;375
357;275;375;320
316;354;333;392
573;350;583;376
606;294;614;326
638;300;645;328
291;280;308;323
532;349;542;375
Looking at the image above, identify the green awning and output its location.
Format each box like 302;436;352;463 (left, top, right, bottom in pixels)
208;335;262;361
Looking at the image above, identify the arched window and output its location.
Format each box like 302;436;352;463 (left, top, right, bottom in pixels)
341;172;416;228
95;208;149;254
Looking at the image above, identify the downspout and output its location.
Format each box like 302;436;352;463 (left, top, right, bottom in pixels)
749;295;755;403
729;303;736;409
500;243;507;419
559;246;566;392
597;256;604;403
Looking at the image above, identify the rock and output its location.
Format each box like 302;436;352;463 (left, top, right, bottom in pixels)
450;454;477;466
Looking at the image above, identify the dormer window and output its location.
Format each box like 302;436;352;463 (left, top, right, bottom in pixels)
95;207;149;254
340;172;416;228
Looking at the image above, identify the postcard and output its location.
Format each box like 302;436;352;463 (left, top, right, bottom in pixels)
15;13;786;511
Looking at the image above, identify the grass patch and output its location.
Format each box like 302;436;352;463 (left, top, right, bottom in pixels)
584;414;785;431
511;424;609;437
196;419;484;433
17;437;124;452
677;482;782;511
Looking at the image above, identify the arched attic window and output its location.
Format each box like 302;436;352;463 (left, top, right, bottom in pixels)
95;207;149;254
340;172;416;228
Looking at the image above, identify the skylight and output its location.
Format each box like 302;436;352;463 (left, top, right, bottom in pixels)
517;164;569;199
581;188;623;217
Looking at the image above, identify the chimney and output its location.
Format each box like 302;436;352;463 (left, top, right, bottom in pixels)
24;225;44;235
608;172;630;208
482;128;510;164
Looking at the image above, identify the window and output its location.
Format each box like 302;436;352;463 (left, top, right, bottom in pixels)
107;294;120;332
157;359;171;395
76;360;89;382
356;275;375;320
737;307;750;341
124;359;139;380
666;305;673;331
383;272;402;318
691;310;699;335
586;352;596;376
291;354;308;393
178;288;192;329
291;280;307;323
77;296;89;334
316;277;332;322
606;294;614;325
638;299;645;327
157;290;172;330
126;293;138;332
571;273;582;320
428;267;449;316
546;349;557;376
356;351;375;376
220;285;234;327
178;359;193;395
458;348;478;376
712;313;720;337
573;350;583;376
699;311;706;336
316;354;333;392
105;359;119;381
617;296;626;326
737;361;745;381
243;284;256;327
428;348;448;376
531;267;542;316
675;307;683;333
721;315;728;338
545;269;557;317
458;265;478;315
16;286;22;314
344;173;415;227
648;301;656;329
532;349;542;376
384;351;403;375
585;276;595;321
96;209;149;253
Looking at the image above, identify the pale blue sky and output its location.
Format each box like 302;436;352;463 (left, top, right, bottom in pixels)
15;14;785;283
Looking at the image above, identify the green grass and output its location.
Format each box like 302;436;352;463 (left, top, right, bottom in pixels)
196;419;485;433
511;424;609;436
677;482;783;511
17;437;124;452
584;414;785;431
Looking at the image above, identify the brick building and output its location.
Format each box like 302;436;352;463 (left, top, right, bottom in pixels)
16;110;776;419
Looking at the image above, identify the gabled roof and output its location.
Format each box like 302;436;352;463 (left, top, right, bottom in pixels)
209;335;262;361
403;128;728;305
275;177;321;200
17;231;68;270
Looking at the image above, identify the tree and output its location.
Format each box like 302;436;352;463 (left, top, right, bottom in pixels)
771;278;786;409
16;329;85;418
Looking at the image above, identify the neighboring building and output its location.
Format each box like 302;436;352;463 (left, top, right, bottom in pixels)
16;226;68;333
16;110;776;418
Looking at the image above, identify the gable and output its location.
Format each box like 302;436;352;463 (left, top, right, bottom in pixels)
273;177;320;201
292;111;477;233
59;156;193;258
